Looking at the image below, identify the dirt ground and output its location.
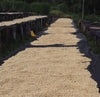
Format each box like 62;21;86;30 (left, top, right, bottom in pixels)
0;18;100;97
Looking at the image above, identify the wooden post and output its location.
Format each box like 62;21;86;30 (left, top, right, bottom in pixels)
25;23;28;35
12;25;16;40
44;18;46;26
20;24;24;38
35;20;38;32
25;22;31;36
41;19;43;27
39;19;41;28
29;22;31;36
28;22;31;36
6;28;11;44
97;37;100;46
32;21;36;34
95;36;98;45
0;31;2;52
43;18;45;25
30;21;33;29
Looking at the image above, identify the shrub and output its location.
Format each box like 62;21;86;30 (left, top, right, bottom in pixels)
14;1;30;12
0;1;51;14
0;0;13;11
0;0;30;12
85;14;100;22
57;3;67;13
49;10;65;17
30;2;50;14
50;3;67;13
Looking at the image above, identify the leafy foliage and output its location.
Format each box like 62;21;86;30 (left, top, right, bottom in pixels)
85;14;100;22
0;0;13;11
49;10;65;17
0;0;99;18
13;1;30;12
30;2;50;14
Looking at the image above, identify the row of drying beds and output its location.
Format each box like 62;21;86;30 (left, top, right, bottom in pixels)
0;12;36;22
79;20;100;46
0;15;52;52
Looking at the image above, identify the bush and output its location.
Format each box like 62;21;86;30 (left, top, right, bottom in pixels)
14;1;30;12
0;1;51;14
0;0;30;12
57;3;67;13
30;2;50;14
50;3;67;13
85;14;100;22
49;10;65;17
0;0;13;11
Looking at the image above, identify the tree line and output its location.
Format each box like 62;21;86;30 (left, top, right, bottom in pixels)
24;0;100;14
0;0;99;15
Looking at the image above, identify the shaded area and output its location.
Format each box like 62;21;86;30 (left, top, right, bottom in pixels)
73;31;100;92
0;28;49;66
0;42;77;66
26;44;77;48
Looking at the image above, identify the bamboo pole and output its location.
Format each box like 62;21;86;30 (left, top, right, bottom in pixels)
82;0;85;20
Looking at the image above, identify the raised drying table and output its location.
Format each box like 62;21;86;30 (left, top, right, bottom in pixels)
0;15;50;52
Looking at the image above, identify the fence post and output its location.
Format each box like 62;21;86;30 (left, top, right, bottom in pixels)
12;25;16;40
20;24;24;38
0;31;2;52
41;19;43;27
25;22;31;36
6;28;11;44
28;22;31;36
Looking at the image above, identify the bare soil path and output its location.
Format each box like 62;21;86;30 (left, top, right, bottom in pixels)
0;18;100;97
